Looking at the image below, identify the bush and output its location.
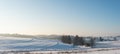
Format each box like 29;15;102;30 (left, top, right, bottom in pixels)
61;35;72;44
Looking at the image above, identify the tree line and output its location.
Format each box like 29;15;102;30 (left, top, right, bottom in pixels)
61;35;95;47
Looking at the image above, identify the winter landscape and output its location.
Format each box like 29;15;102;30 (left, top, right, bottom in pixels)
0;34;120;54
1;0;120;54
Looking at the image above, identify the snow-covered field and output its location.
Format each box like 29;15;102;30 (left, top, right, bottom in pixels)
0;36;87;51
0;36;120;54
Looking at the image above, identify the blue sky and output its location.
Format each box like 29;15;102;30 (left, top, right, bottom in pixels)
0;0;120;36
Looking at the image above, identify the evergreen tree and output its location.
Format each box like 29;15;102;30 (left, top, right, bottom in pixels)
114;37;117;41
73;35;79;46
100;37;103;41
61;36;65;43
61;35;72;44
78;37;84;45
90;38;95;48
67;36;72;44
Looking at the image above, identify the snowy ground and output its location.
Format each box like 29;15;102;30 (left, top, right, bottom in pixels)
0;36;120;54
0;36;89;51
94;41;120;48
29;48;120;54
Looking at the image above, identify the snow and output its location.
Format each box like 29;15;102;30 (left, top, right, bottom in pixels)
0;36;58;51
0;36;120;54
94;41;120;48
75;49;120;54
0;36;89;51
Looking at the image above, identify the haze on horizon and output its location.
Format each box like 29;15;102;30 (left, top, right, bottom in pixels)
0;0;120;36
